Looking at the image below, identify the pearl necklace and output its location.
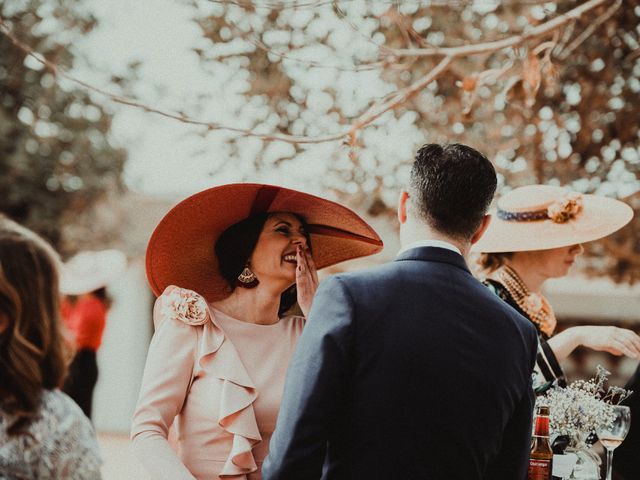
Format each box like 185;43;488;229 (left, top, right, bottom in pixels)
494;265;557;337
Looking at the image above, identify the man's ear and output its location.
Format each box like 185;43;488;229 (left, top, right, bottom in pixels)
397;190;409;224
470;214;492;245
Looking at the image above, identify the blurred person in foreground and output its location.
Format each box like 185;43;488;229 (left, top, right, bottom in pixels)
474;185;640;395
0;215;102;479
60;249;126;420
614;363;640;479
131;184;382;480
263;144;538;480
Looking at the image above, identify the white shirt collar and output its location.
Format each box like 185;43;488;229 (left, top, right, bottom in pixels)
397;239;462;257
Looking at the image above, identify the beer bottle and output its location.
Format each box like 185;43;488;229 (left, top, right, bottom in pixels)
528;405;553;480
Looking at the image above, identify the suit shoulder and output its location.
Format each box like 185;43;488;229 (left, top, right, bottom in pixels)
327;262;401;287
472;280;538;337
484;286;536;332
494;296;538;344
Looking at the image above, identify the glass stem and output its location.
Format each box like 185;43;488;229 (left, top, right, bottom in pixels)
606;449;614;480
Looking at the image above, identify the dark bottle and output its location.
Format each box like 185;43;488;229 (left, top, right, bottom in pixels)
528;405;553;480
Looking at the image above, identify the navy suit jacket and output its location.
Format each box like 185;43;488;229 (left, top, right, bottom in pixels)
263;247;538;480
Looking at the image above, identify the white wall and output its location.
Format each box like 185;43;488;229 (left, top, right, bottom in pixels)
93;258;153;433
545;276;640;323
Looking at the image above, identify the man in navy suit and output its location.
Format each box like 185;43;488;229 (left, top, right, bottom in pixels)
263;144;538;480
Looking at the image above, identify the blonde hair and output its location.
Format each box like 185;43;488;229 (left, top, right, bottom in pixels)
0;216;66;435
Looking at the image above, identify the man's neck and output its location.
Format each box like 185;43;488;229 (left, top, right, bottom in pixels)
400;222;469;258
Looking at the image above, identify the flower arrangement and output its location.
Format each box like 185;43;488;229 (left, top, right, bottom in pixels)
539;366;632;438
547;192;583;223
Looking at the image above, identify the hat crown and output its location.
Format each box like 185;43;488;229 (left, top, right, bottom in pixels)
473;184;633;253
497;185;570;213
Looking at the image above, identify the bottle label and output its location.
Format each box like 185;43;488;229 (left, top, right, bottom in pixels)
528;459;552;480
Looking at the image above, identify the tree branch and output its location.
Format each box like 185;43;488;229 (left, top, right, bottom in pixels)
0;0;614;146
389;0;610;59
246;34;389;71
0;18;345;145
557;0;622;60
206;0;577;10
349;55;452;134
0;17;448;145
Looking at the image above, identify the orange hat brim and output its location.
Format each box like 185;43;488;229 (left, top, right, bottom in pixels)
146;184;383;301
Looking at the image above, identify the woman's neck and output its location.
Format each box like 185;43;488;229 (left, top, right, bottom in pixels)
213;285;283;325
504;257;547;294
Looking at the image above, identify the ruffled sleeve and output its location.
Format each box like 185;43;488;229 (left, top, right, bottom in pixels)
132;285;263;479
130;286;199;480
196;309;262;478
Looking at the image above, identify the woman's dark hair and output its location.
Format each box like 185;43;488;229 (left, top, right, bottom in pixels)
0;216;67;435
215;212;312;316
476;252;514;275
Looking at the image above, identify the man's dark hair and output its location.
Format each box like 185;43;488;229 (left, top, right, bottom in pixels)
409;143;497;240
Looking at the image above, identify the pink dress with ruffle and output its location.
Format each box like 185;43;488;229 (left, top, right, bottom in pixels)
131;286;304;480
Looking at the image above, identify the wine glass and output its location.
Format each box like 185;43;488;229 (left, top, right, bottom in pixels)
597;405;631;480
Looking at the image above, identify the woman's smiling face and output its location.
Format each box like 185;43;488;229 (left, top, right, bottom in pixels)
249;213;310;289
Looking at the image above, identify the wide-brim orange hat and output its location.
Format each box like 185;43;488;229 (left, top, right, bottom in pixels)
472;185;634;253
146;183;383;301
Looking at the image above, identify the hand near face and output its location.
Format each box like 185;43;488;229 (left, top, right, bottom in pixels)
296;245;319;317
579;326;640;358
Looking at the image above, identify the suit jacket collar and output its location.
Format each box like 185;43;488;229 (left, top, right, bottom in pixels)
394;246;470;274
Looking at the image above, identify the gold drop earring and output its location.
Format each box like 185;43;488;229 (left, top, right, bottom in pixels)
236;263;259;289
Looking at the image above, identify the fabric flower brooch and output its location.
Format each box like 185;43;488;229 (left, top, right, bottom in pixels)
160;287;210;326
547;192;583;223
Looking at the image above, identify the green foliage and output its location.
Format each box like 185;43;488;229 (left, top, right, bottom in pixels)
0;0;126;252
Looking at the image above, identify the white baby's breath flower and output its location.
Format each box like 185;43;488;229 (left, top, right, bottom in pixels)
540;365;631;437
161;288;209;326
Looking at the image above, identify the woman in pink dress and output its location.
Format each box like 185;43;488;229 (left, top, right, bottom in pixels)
131;184;382;480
